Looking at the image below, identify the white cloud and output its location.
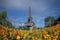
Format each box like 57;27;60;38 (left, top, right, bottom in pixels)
36;19;40;22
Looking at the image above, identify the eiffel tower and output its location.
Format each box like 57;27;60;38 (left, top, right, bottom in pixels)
25;7;35;27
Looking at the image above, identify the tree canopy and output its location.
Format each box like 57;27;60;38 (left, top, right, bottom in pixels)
0;10;12;27
45;16;55;27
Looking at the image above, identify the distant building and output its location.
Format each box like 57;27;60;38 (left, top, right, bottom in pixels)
25;7;35;28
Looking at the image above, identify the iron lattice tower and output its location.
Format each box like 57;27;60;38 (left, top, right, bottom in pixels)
25;7;35;27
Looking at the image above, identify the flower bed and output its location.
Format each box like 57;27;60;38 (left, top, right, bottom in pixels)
0;24;60;40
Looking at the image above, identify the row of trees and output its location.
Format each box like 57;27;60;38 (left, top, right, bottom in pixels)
0;10;12;27
45;16;60;27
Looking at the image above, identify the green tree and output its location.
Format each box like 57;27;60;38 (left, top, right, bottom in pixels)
0;10;12;27
32;26;37;30
19;26;30;30
0;10;7;19
45;16;55;27
0;10;7;25
57;16;60;24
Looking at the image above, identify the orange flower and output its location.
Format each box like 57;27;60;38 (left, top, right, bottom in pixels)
4;37;8;40
32;37;38;40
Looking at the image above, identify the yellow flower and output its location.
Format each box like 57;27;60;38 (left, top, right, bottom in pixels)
52;39;57;40
16;35;20;40
38;38;42;40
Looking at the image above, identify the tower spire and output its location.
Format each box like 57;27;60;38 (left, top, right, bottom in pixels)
29;7;31;17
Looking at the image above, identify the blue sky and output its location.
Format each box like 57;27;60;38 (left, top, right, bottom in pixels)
0;0;60;27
